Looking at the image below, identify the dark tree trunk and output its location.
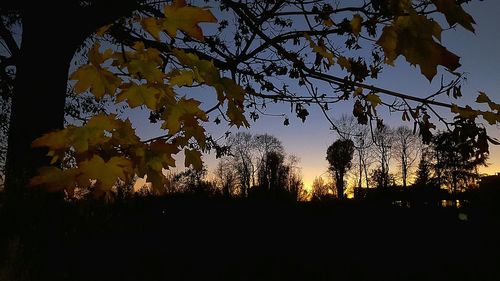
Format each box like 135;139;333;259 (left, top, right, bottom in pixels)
4;1;143;198
336;172;344;199
4;13;80;197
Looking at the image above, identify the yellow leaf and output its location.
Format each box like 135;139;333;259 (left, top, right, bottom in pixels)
184;148;202;170
170;70;195;86
172;49;219;84
353;87;363;97
227;101;249;128
451;104;478;119
350;14;363;36
432;0;475;32
366;93;381;107
481;111;500;125
148;140;179;170
29;167;79;192
117;83;160;110
377;14;460;81
304;34;335;66
337;56;351;70
141;18;163;41
141;0;217;41
323;18;334;27
78;155;133;191
476;91;490;103
162;98;207;134
70;65;121;98
110;119;141;147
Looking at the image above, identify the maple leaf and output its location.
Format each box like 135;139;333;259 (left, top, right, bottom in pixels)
227;101;250;128
141;0;217;41
33;114;122;155
481;111;500;125
337;56;351;71
432;0;476;32
70;44;121;98
117;83;160;110
70;65;121;99
29;167;79;192
162;98;207;134
366;93;382;108
169;70;195;86
476;91;491;104
78;155;133;191
377;14;460;81
71;114;122;152
304;34;334;66
147;140;179;171
350;14;363;36
184;148;203;170
451;104;479;119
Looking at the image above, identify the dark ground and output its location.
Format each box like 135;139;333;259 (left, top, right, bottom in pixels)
1;194;500;281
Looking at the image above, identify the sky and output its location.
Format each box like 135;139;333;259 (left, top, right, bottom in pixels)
131;0;500;190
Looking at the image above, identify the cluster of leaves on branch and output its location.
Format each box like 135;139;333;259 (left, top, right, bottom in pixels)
31;0;247;196
29;0;500;196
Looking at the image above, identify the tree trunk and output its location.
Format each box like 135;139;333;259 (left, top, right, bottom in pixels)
4;10;85;197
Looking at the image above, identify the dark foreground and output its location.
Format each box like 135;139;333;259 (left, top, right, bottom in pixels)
1;195;500;281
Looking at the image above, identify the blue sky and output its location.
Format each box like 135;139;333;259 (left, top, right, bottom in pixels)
130;0;500;188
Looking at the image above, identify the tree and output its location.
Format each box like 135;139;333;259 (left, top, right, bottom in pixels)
227;132;255;197
214;158;237;198
371;124;394;189
326;139;355;199
432;120;488;192
414;145;434;188
335;115;373;189
393;126;420;188
2;0;498;198
310;176;332;201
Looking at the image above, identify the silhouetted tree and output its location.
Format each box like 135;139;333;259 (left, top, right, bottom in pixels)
433;126;487;192
228;132;255;197
335;115;373;189
214;158;237;198
311;176;332;201
326;139;354;199
414;145;433;188
393;126;420;188
372;124;394;188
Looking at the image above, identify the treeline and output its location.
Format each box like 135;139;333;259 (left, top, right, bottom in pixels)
99;132;307;202
311;116;488;200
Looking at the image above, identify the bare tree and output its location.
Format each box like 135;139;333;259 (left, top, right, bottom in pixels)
311;176;332;201
371;124;394;189
335;115;373;189
228;132;255;197
393;126;420;188
214;158;237;198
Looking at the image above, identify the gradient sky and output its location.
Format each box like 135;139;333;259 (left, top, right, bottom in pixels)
131;0;500;189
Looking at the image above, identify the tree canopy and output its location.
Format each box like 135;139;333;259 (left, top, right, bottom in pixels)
0;0;499;197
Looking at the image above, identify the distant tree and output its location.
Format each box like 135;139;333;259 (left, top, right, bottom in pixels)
214;158;237;198
393;126;420;188
257;151;288;192
370;168;396;189
372;124;394;188
228;132;255;197
311;176;332;201
284;155;306;201
414;145;434;188
326;139;355;199
433;123;488;192
335;115;373;189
